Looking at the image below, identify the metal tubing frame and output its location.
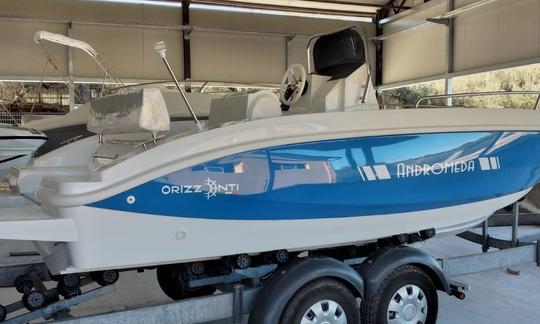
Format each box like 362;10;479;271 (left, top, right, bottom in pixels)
415;91;540;108
35;31;127;94
159;55;203;130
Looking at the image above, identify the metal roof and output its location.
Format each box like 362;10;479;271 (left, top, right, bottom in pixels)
160;0;414;19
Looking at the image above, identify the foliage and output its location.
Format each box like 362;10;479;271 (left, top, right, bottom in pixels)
382;80;445;107
382;64;540;109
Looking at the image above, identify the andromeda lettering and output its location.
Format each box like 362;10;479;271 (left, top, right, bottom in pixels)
397;160;475;178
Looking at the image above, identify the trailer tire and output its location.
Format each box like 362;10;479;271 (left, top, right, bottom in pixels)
361;265;438;324
22;291;46;311
157;266;216;300
280;278;360;324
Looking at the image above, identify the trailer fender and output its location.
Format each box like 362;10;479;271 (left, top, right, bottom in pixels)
248;256;364;324
356;245;451;299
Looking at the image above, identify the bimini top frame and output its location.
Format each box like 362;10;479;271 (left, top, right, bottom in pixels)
34;31;127;94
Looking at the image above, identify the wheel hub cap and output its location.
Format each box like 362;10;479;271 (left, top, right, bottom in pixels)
387;284;428;324
300;299;347;324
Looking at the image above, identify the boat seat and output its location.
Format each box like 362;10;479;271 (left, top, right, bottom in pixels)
208;90;281;128
87;87;170;135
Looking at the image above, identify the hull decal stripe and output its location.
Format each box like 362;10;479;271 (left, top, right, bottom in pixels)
88;131;540;220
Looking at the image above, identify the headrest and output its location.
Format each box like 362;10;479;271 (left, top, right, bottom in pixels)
87;88;170;135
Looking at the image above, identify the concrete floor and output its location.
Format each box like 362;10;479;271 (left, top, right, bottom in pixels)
420;229;540;324
437;263;539;324
0;228;539;323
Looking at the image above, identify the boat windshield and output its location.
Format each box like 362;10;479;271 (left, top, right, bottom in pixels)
313;29;366;80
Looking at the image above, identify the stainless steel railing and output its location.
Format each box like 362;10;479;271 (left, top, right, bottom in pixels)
415;91;540;109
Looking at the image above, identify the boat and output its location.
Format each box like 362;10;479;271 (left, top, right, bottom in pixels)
21;88;218;158
0;124;46;177
1;25;540;279
12;31;219;160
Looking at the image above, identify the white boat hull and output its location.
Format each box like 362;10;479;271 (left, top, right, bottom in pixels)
29;188;527;274
2;108;540;274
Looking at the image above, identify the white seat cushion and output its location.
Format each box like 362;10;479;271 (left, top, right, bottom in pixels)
87;87;170;135
208;90;281;127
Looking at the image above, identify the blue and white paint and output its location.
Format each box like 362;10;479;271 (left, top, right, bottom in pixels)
90;131;540;220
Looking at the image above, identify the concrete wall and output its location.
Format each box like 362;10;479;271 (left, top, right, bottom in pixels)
380;0;540;87
0;0;372;84
453;0;540;73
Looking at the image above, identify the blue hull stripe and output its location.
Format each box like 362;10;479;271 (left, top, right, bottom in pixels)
89;131;540;220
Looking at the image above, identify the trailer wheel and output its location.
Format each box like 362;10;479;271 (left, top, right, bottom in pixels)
22;291;46;311
280;278;360;324
361;265;438;324
157;266;216;300
91;270;119;286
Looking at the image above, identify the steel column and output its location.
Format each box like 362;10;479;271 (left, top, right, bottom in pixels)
445;0;455;107
374;8;389;87
182;0;191;91
67;22;75;111
511;202;520;247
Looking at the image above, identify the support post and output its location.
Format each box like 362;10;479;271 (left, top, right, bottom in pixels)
67;22;75;111
511;202;519;247
445;0;455;107
481;220;489;252
182;0;191;92
232;284;243;324
536;241;540;267
374;8;389;87
285;37;289;71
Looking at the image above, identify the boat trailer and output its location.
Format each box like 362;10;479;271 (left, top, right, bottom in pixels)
1;213;539;323
0;238;469;324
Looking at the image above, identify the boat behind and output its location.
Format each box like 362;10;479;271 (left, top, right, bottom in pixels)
0;124;46;176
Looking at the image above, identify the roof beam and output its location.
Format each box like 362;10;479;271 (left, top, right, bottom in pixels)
157;0;376;18
301;0;411;10
373;0;502;41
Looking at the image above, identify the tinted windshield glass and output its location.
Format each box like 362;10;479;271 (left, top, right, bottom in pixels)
313;29;365;79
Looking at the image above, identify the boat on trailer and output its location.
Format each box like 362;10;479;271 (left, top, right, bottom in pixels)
0;25;539;322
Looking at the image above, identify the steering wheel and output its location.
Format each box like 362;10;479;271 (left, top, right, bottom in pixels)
279;64;307;106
